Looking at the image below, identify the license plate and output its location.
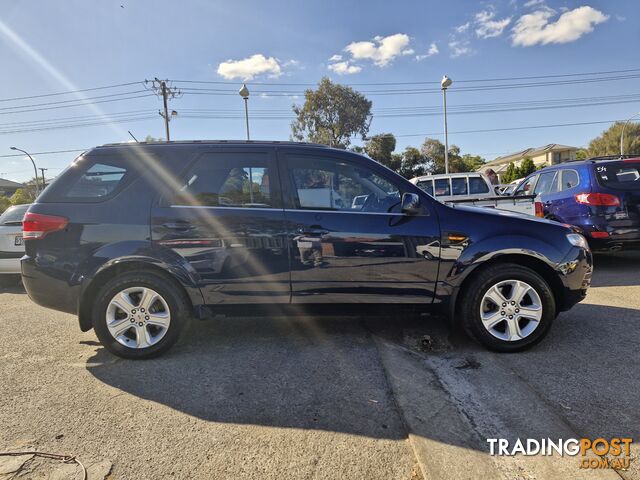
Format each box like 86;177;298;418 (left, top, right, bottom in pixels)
14;236;23;246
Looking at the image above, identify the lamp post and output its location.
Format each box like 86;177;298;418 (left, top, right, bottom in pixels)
441;75;453;174
239;83;250;141
620;112;640;157
10;146;40;193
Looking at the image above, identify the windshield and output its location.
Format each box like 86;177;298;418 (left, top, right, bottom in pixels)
594;161;640;191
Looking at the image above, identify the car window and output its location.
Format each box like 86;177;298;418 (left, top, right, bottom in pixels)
594;162;640;191
416;180;433;196
560;169;579;190
0;204;29;225
434;178;450;196
534;171;558;195
288;155;401;213
469;176;490;194
174;153;273;207
451;177;468;196
66;162;128;199
514;175;537;196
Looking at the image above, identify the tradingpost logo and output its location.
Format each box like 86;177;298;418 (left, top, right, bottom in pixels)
487;438;633;470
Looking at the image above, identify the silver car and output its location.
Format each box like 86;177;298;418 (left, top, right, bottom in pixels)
0;204;29;275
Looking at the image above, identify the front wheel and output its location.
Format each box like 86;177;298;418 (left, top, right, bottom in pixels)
460;264;556;352
92;271;189;359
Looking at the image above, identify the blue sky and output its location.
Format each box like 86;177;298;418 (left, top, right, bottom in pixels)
0;0;638;182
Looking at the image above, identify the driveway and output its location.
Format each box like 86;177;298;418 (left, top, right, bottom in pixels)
0;252;638;479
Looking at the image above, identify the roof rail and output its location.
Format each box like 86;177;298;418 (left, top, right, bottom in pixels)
566;154;640;163
99;140;331;148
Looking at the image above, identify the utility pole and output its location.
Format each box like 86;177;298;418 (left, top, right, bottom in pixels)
145;78;182;141
39;168;48;190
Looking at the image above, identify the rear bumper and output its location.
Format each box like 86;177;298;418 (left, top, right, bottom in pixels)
21;256;79;315
0;256;21;274
556;247;592;311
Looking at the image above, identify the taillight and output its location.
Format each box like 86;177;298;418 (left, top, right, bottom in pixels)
590;231;610;238
575;192;620;206
534;201;544;218
22;212;68;240
623;158;640;163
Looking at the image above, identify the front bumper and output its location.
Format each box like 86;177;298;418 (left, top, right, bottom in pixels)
556;246;592;311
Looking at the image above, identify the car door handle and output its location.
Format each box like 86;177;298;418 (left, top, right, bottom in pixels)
296;226;329;236
163;222;193;231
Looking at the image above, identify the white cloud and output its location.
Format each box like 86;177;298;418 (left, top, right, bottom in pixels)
449;40;472;57
512;6;609;46
217;54;282;80
328;61;362;75
523;0;545;7
344;33;413;67
328;54;343;62
475;9;512;38
456;22;470;33
416;42;439;61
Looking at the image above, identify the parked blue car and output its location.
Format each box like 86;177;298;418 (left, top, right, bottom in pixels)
514;156;640;251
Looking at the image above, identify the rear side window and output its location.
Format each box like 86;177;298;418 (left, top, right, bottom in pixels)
534;171;558;195
469;176;490;194
416;180;433;196
0;205;29;225
560;169;579;190
173;153;273;208
434;178;450;196
594;162;640;190
451;178;468;195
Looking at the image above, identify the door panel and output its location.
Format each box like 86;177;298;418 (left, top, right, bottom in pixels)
280;150;440;304
151;150;290;304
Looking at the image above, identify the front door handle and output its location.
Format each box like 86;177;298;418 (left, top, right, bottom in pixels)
296;226;329;236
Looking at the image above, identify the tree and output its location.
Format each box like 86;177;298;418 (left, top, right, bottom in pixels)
10;188;36;205
291;78;372;149
399;147;428;178
460;154;485;172
365;133;397;169
588;121;640;157
419;138;472;174
0;196;11;214
501;162;518;183
575;148;588;160
518;157;536;178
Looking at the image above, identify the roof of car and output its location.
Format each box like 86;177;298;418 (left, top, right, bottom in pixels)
97;140;332;149
535;155;640;171
412;172;487;181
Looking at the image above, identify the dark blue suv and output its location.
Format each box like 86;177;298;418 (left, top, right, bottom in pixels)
514;157;640;251
20;141;592;358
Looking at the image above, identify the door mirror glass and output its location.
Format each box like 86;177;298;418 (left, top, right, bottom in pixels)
401;193;421;215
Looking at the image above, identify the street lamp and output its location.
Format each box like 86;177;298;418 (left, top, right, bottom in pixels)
441;75;453;174
10;146;40;193
239;83;250;141
620;111;640;157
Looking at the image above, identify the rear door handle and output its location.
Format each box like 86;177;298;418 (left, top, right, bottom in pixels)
163;222;193;231
296;226;329;236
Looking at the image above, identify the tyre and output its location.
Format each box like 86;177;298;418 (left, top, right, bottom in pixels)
92;271;189;359
459;263;555;352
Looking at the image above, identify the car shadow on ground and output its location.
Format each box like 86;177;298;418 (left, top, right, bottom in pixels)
85;299;639;452
591;251;640;287
0;275;25;293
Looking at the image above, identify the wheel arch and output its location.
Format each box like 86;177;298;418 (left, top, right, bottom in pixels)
450;253;565;324
78;260;201;332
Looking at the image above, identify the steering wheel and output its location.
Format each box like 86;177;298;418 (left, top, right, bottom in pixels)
360;193;379;212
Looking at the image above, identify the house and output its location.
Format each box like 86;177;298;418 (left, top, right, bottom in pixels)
0;178;24;197
479;144;578;179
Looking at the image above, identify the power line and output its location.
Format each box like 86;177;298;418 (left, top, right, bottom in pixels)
0;81;142;103
0;93;155;115
0;90;149;112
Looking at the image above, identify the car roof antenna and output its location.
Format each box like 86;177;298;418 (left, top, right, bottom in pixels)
128;130;140;143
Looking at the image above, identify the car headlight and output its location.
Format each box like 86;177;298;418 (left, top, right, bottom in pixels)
566;233;589;249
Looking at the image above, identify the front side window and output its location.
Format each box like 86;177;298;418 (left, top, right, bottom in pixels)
515;175;537;196
174;154;273;207
469;176;489;194
288;155;401;213
451;177;468;196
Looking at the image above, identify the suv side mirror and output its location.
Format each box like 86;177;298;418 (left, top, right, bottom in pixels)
401;192;421;215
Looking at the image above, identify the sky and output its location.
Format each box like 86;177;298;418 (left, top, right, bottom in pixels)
0;0;638;182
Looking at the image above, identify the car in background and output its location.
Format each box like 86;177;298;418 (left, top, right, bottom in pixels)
0;204;30;278
498;178;524;196
513;156;640;251
21;141;591;358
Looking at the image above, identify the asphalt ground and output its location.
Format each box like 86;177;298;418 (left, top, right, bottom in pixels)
0;251;638;479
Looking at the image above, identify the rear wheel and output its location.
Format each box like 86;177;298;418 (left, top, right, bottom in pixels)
92;271;189;359
460;264;555;352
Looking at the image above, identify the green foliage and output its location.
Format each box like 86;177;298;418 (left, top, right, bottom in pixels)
0;196;11;213
501;158;536;183
10;188;36;205
575;148;588;160
419;138;476;174
588;121;640;157
365;133;396;168
519;157;536;177
460;154;485;171
501;162;518;183
291;78;372;149
398;147;428;178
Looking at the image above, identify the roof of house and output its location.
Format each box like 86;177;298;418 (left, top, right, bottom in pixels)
484;144;578;167
0;178;24;189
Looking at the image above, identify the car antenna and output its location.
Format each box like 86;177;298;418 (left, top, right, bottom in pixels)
128;130;140;143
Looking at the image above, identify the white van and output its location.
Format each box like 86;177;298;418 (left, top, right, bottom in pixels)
409;173;497;202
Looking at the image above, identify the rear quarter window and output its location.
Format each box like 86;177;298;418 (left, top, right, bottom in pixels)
594;162;640;190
